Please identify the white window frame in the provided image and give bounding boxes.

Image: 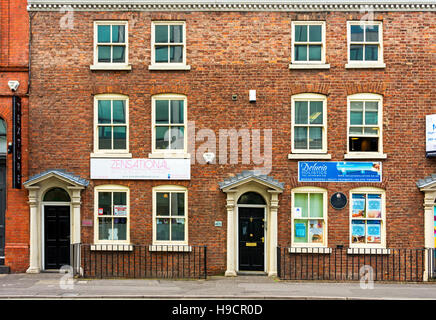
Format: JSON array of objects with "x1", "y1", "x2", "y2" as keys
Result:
[
  {"x1": 291, "y1": 187, "x2": 328, "y2": 248},
  {"x1": 94, "y1": 185, "x2": 130, "y2": 245},
  {"x1": 149, "y1": 21, "x2": 190, "y2": 71},
  {"x1": 346, "y1": 21, "x2": 385, "y2": 69},
  {"x1": 290, "y1": 21, "x2": 330, "y2": 69},
  {"x1": 150, "y1": 94, "x2": 189, "y2": 159},
  {"x1": 290, "y1": 93, "x2": 328, "y2": 155},
  {"x1": 152, "y1": 185, "x2": 188, "y2": 246},
  {"x1": 345, "y1": 93, "x2": 386, "y2": 159},
  {"x1": 92, "y1": 94, "x2": 131, "y2": 158},
  {"x1": 91, "y1": 21, "x2": 131, "y2": 71},
  {"x1": 349, "y1": 187, "x2": 386, "y2": 249}
]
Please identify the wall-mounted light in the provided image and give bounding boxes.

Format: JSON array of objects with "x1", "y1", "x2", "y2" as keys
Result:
[{"x1": 7, "y1": 142, "x2": 13, "y2": 154}]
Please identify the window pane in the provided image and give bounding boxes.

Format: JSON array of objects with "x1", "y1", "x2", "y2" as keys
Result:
[
  {"x1": 113, "y1": 100, "x2": 126, "y2": 124},
  {"x1": 170, "y1": 25, "x2": 183, "y2": 43},
  {"x1": 294, "y1": 127, "x2": 308, "y2": 149},
  {"x1": 156, "y1": 126, "x2": 169, "y2": 149},
  {"x1": 170, "y1": 126, "x2": 184, "y2": 150},
  {"x1": 0, "y1": 136, "x2": 6, "y2": 154},
  {"x1": 294, "y1": 193, "x2": 308, "y2": 218},
  {"x1": 113, "y1": 218, "x2": 127, "y2": 241},
  {"x1": 309, "y1": 25, "x2": 322, "y2": 42},
  {"x1": 294, "y1": 219, "x2": 308, "y2": 243},
  {"x1": 309, "y1": 220, "x2": 323, "y2": 243},
  {"x1": 349, "y1": 127, "x2": 363, "y2": 135},
  {"x1": 155, "y1": 46, "x2": 168, "y2": 63},
  {"x1": 350, "y1": 25, "x2": 364, "y2": 41},
  {"x1": 365, "y1": 45, "x2": 378, "y2": 61},
  {"x1": 98, "y1": 218, "x2": 112, "y2": 240},
  {"x1": 171, "y1": 193, "x2": 185, "y2": 216},
  {"x1": 295, "y1": 101, "x2": 308, "y2": 124},
  {"x1": 113, "y1": 192, "x2": 126, "y2": 206},
  {"x1": 98, "y1": 192, "x2": 112, "y2": 215},
  {"x1": 309, "y1": 193, "x2": 323, "y2": 217},
  {"x1": 98, "y1": 46, "x2": 111, "y2": 62},
  {"x1": 170, "y1": 46, "x2": 183, "y2": 63},
  {"x1": 0, "y1": 120, "x2": 6, "y2": 134},
  {"x1": 171, "y1": 218, "x2": 185, "y2": 241},
  {"x1": 98, "y1": 100, "x2": 111, "y2": 124},
  {"x1": 156, "y1": 218, "x2": 170, "y2": 241},
  {"x1": 170, "y1": 100, "x2": 184, "y2": 124},
  {"x1": 98, "y1": 25, "x2": 110, "y2": 43},
  {"x1": 349, "y1": 137, "x2": 378, "y2": 152},
  {"x1": 365, "y1": 25, "x2": 379, "y2": 42},
  {"x1": 350, "y1": 44, "x2": 363, "y2": 60},
  {"x1": 365, "y1": 112, "x2": 378, "y2": 125},
  {"x1": 156, "y1": 192, "x2": 169, "y2": 216},
  {"x1": 309, "y1": 127, "x2": 322, "y2": 150},
  {"x1": 351, "y1": 220, "x2": 366, "y2": 243},
  {"x1": 295, "y1": 45, "x2": 307, "y2": 61},
  {"x1": 309, "y1": 101, "x2": 323, "y2": 124},
  {"x1": 112, "y1": 25, "x2": 125, "y2": 43},
  {"x1": 113, "y1": 126, "x2": 126, "y2": 149},
  {"x1": 155, "y1": 100, "x2": 169, "y2": 124},
  {"x1": 350, "y1": 101, "x2": 363, "y2": 125},
  {"x1": 308, "y1": 45, "x2": 321, "y2": 61},
  {"x1": 364, "y1": 127, "x2": 379, "y2": 135},
  {"x1": 295, "y1": 25, "x2": 307, "y2": 42},
  {"x1": 367, "y1": 194, "x2": 382, "y2": 219},
  {"x1": 112, "y1": 46, "x2": 125, "y2": 63},
  {"x1": 155, "y1": 25, "x2": 168, "y2": 43},
  {"x1": 98, "y1": 126, "x2": 112, "y2": 149},
  {"x1": 366, "y1": 220, "x2": 381, "y2": 243}
]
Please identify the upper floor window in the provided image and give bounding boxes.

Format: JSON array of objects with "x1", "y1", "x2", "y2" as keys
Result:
[
  {"x1": 150, "y1": 22, "x2": 190, "y2": 70},
  {"x1": 346, "y1": 21, "x2": 384, "y2": 68},
  {"x1": 92, "y1": 21, "x2": 130, "y2": 70},
  {"x1": 291, "y1": 93, "x2": 327, "y2": 154},
  {"x1": 93, "y1": 94, "x2": 129, "y2": 157},
  {"x1": 347, "y1": 93, "x2": 385, "y2": 158}
]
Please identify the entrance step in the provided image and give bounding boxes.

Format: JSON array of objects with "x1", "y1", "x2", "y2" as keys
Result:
[
  {"x1": 0, "y1": 266, "x2": 10, "y2": 274},
  {"x1": 237, "y1": 271, "x2": 267, "y2": 276}
]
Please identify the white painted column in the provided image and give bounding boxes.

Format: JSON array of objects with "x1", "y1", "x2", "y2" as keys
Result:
[
  {"x1": 26, "y1": 187, "x2": 40, "y2": 273},
  {"x1": 68, "y1": 187, "x2": 83, "y2": 244},
  {"x1": 268, "y1": 191, "x2": 280, "y2": 277},
  {"x1": 225, "y1": 191, "x2": 237, "y2": 276}
]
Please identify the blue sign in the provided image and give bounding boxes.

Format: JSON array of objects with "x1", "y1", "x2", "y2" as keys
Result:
[{"x1": 298, "y1": 161, "x2": 382, "y2": 183}]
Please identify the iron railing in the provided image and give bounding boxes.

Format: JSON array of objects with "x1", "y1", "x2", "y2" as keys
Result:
[
  {"x1": 71, "y1": 244, "x2": 207, "y2": 279},
  {"x1": 428, "y1": 248, "x2": 436, "y2": 280},
  {"x1": 277, "y1": 247, "x2": 426, "y2": 282}
]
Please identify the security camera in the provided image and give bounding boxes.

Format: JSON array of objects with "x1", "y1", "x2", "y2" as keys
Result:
[
  {"x1": 203, "y1": 152, "x2": 215, "y2": 164},
  {"x1": 8, "y1": 81, "x2": 19, "y2": 92}
]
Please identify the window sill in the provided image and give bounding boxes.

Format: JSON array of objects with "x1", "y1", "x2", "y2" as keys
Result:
[
  {"x1": 148, "y1": 153, "x2": 191, "y2": 159},
  {"x1": 344, "y1": 153, "x2": 387, "y2": 160},
  {"x1": 91, "y1": 152, "x2": 133, "y2": 158},
  {"x1": 347, "y1": 248, "x2": 391, "y2": 255},
  {"x1": 289, "y1": 64, "x2": 330, "y2": 70},
  {"x1": 149, "y1": 245, "x2": 192, "y2": 252},
  {"x1": 345, "y1": 62, "x2": 386, "y2": 69},
  {"x1": 90, "y1": 64, "x2": 132, "y2": 71},
  {"x1": 148, "y1": 65, "x2": 191, "y2": 71},
  {"x1": 288, "y1": 153, "x2": 331, "y2": 160},
  {"x1": 91, "y1": 244, "x2": 133, "y2": 251},
  {"x1": 289, "y1": 247, "x2": 332, "y2": 254}
]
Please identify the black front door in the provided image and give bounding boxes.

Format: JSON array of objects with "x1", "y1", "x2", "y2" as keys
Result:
[
  {"x1": 44, "y1": 206, "x2": 70, "y2": 269},
  {"x1": 238, "y1": 207, "x2": 265, "y2": 271}
]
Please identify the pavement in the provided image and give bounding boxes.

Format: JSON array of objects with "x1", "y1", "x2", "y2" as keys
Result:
[{"x1": 0, "y1": 273, "x2": 436, "y2": 299}]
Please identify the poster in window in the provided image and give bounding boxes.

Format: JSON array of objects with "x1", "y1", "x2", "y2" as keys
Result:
[
  {"x1": 352, "y1": 197, "x2": 366, "y2": 218},
  {"x1": 366, "y1": 222, "x2": 381, "y2": 243},
  {"x1": 351, "y1": 221, "x2": 365, "y2": 243},
  {"x1": 114, "y1": 205, "x2": 127, "y2": 216},
  {"x1": 309, "y1": 220, "x2": 323, "y2": 243},
  {"x1": 294, "y1": 207, "x2": 302, "y2": 218},
  {"x1": 367, "y1": 196, "x2": 382, "y2": 218},
  {"x1": 295, "y1": 223, "x2": 306, "y2": 238},
  {"x1": 98, "y1": 208, "x2": 104, "y2": 215},
  {"x1": 108, "y1": 228, "x2": 118, "y2": 241}
]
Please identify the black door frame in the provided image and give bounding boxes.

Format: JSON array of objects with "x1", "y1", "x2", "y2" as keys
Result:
[
  {"x1": 237, "y1": 205, "x2": 266, "y2": 272},
  {"x1": 42, "y1": 203, "x2": 71, "y2": 270}
]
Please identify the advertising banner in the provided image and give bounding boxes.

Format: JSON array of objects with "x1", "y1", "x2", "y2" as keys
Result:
[{"x1": 426, "y1": 114, "x2": 436, "y2": 154}]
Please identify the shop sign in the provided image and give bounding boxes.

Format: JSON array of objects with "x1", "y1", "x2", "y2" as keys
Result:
[
  {"x1": 298, "y1": 161, "x2": 382, "y2": 183},
  {"x1": 426, "y1": 114, "x2": 436, "y2": 156}
]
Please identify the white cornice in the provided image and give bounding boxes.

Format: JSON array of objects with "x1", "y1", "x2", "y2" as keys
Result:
[{"x1": 27, "y1": 1, "x2": 436, "y2": 12}]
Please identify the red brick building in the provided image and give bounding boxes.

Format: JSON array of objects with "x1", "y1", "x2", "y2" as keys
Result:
[
  {"x1": 0, "y1": 0, "x2": 29, "y2": 273},
  {"x1": 22, "y1": 0, "x2": 436, "y2": 279}
]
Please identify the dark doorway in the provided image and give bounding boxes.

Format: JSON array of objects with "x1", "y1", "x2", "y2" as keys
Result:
[
  {"x1": 0, "y1": 158, "x2": 5, "y2": 266},
  {"x1": 238, "y1": 207, "x2": 265, "y2": 271},
  {"x1": 44, "y1": 206, "x2": 70, "y2": 269}
]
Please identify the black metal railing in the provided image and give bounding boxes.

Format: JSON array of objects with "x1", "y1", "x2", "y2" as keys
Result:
[
  {"x1": 71, "y1": 244, "x2": 207, "y2": 279},
  {"x1": 277, "y1": 247, "x2": 426, "y2": 282},
  {"x1": 428, "y1": 248, "x2": 436, "y2": 280}
]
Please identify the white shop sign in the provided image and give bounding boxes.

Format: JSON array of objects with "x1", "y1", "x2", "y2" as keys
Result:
[
  {"x1": 426, "y1": 114, "x2": 436, "y2": 153},
  {"x1": 91, "y1": 158, "x2": 190, "y2": 180}
]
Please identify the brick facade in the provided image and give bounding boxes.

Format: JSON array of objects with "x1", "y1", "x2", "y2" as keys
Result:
[{"x1": 25, "y1": 6, "x2": 436, "y2": 275}]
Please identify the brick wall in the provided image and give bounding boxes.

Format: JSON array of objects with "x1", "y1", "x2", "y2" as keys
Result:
[{"x1": 29, "y1": 10, "x2": 436, "y2": 275}]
